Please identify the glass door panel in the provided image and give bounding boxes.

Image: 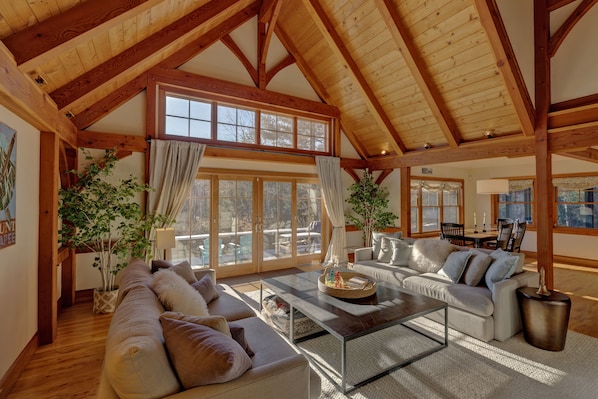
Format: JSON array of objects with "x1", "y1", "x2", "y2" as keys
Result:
[
  {"x1": 216, "y1": 178, "x2": 255, "y2": 276},
  {"x1": 296, "y1": 182, "x2": 322, "y2": 256},
  {"x1": 261, "y1": 180, "x2": 294, "y2": 270}
]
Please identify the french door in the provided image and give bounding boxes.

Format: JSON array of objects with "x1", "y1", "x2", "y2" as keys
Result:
[{"x1": 172, "y1": 174, "x2": 323, "y2": 278}]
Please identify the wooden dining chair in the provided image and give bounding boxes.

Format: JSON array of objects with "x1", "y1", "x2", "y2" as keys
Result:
[
  {"x1": 440, "y1": 222, "x2": 468, "y2": 246},
  {"x1": 485, "y1": 222, "x2": 514, "y2": 250},
  {"x1": 508, "y1": 221, "x2": 527, "y2": 252}
]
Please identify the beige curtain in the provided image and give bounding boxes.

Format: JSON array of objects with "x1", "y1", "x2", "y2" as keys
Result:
[
  {"x1": 147, "y1": 140, "x2": 205, "y2": 260},
  {"x1": 316, "y1": 156, "x2": 347, "y2": 265}
]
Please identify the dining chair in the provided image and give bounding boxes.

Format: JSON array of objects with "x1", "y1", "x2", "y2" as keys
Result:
[
  {"x1": 508, "y1": 221, "x2": 527, "y2": 252},
  {"x1": 440, "y1": 222, "x2": 469, "y2": 246},
  {"x1": 485, "y1": 222, "x2": 514, "y2": 250}
]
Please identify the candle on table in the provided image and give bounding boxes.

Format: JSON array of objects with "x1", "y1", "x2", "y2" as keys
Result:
[
  {"x1": 483, "y1": 213, "x2": 486, "y2": 225},
  {"x1": 474, "y1": 212, "x2": 476, "y2": 225}
]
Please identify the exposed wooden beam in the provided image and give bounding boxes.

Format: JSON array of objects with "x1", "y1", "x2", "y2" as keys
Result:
[
  {"x1": 340, "y1": 158, "x2": 368, "y2": 170},
  {"x1": 300, "y1": 0, "x2": 407, "y2": 155},
  {"x1": 558, "y1": 148, "x2": 598, "y2": 163},
  {"x1": 400, "y1": 167, "x2": 411, "y2": 236},
  {"x1": 3, "y1": 0, "x2": 163, "y2": 72},
  {"x1": 71, "y1": 73, "x2": 148, "y2": 130},
  {"x1": 150, "y1": 67, "x2": 339, "y2": 118},
  {"x1": 375, "y1": 169, "x2": 393, "y2": 185},
  {"x1": 49, "y1": 0, "x2": 246, "y2": 111},
  {"x1": 343, "y1": 167, "x2": 360, "y2": 183},
  {"x1": 548, "y1": 102, "x2": 598, "y2": 129},
  {"x1": 221, "y1": 34, "x2": 259, "y2": 86},
  {"x1": 551, "y1": 92, "x2": 598, "y2": 111},
  {"x1": 549, "y1": 0, "x2": 598, "y2": 57},
  {"x1": 534, "y1": 0, "x2": 554, "y2": 289},
  {"x1": 548, "y1": 0, "x2": 578, "y2": 12},
  {"x1": 258, "y1": 0, "x2": 282, "y2": 89},
  {"x1": 474, "y1": 0, "x2": 535, "y2": 136},
  {"x1": 0, "y1": 43, "x2": 77, "y2": 147},
  {"x1": 548, "y1": 121, "x2": 598, "y2": 151},
  {"x1": 368, "y1": 136, "x2": 536, "y2": 169},
  {"x1": 77, "y1": 131, "x2": 148, "y2": 153},
  {"x1": 205, "y1": 146, "x2": 315, "y2": 164},
  {"x1": 375, "y1": 0, "x2": 461, "y2": 148},
  {"x1": 265, "y1": 54, "x2": 296, "y2": 87}
]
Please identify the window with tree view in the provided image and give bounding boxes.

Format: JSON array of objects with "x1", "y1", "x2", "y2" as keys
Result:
[
  {"x1": 411, "y1": 179, "x2": 463, "y2": 234},
  {"x1": 496, "y1": 180, "x2": 534, "y2": 225},
  {"x1": 163, "y1": 94, "x2": 330, "y2": 153},
  {"x1": 554, "y1": 178, "x2": 598, "y2": 230}
]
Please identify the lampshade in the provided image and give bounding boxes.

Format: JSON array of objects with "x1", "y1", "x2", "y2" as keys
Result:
[
  {"x1": 476, "y1": 179, "x2": 509, "y2": 194},
  {"x1": 155, "y1": 228, "x2": 176, "y2": 249}
]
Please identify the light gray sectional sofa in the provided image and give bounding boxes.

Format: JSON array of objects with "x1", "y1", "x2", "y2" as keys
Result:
[
  {"x1": 98, "y1": 259, "x2": 320, "y2": 399},
  {"x1": 351, "y1": 234, "x2": 539, "y2": 342}
]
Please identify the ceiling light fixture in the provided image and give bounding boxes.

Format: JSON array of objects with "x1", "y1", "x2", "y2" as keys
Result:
[
  {"x1": 381, "y1": 150, "x2": 387, "y2": 156},
  {"x1": 485, "y1": 129, "x2": 495, "y2": 138},
  {"x1": 476, "y1": 179, "x2": 509, "y2": 194},
  {"x1": 423, "y1": 143, "x2": 431, "y2": 149}
]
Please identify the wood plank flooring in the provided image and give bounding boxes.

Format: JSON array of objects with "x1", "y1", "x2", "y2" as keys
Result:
[{"x1": 7, "y1": 260, "x2": 598, "y2": 398}]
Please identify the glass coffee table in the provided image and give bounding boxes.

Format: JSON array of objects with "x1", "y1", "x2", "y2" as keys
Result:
[{"x1": 260, "y1": 270, "x2": 448, "y2": 393}]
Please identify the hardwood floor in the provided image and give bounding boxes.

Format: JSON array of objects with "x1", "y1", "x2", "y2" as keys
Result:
[{"x1": 7, "y1": 261, "x2": 598, "y2": 398}]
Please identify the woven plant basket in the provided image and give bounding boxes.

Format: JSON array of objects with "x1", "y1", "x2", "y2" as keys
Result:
[{"x1": 93, "y1": 288, "x2": 119, "y2": 314}]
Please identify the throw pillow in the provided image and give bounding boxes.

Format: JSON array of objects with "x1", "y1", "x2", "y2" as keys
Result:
[
  {"x1": 408, "y1": 238, "x2": 455, "y2": 273},
  {"x1": 152, "y1": 269, "x2": 209, "y2": 316},
  {"x1": 228, "y1": 322, "x2": 255, "y2": 357},
  {"x1": 438, "y1": 250, "x2": 472, "y2": 283},
  {"x1": 484, "y1": 255, "x2": 519, "y2": 290},
  {"x1": 160, "y1": 312, "x2": 231, "y2": 337},
  {"x1": 462, "y1": 250, "x2": 493, "y2": 286},
  {"x1": 372, "y1": 231, "x2": 402, "y2": 259},
  {"x1": 160, "y1": 317, "x2": 252, "y2": 389},
  {"x1": 151, "y1": 260, "x2": 197, "y2": 284},
  {"x1": 192, "y1": 275, "x2": 220, "y2": 304},
  {"x1": 491, "y1": 249, "x2": 525, "y2": 274},
  {"x1": 389, "y1": 238, "x2": 412, "y2": 266},
  {"x1": 376, "y1": 237, "x2": 393, "y2": 263}
]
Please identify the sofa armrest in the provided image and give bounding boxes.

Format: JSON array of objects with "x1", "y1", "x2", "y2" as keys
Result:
[
  {"x1": 354, "y1": 247, "x2": 374, "y2": 262},
  {"x1": 491, "y1": 270, "x2": 540, "y2": 341},
  {"x1": 166, "y1": 354, "x2": 316, "y2": 399},
  {"x1": 193, "y1": 268, "x2": 216, "y2": 284}
]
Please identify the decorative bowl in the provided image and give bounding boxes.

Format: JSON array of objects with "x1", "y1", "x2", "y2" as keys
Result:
[{"x1": 318, "y1": 269, "x2": 376, "y2": 299}]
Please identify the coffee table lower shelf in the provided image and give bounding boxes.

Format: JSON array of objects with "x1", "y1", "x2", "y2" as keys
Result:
[{"x1": 260, "y1": 274, "x2": 448, "y2": 394}]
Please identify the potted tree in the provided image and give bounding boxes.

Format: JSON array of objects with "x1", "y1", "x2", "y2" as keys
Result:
[
  {"x1": 58, "y1": 148, "x2": 169, "y2": 313},
  {"x1": 345, "y1": 169, "x2": 398, "y2": 247}
]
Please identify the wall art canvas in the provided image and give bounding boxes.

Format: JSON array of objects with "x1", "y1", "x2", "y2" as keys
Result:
[{"x1": 0, "y1": 122, "x2": 16, "y2": 249}]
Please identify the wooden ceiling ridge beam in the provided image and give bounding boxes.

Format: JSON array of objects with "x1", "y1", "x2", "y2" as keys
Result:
[
  {"x1": 0, "y1": 42, "x2": 77, "y2": 147},
  {"x1": 49, "y1": 0, "x2": 246, "y2": 111},
  {"x1": 549, "y1": 0, "x2": 598, "y2": 57},
  {"x1": 221, "y1": 35, "x2": 259, "y2": 86},
  {"x1": 73, "y1": 4, "x2": 259, "y2": 130},
  {"x1": 375, "y1": 0, "x2": 461, "y2": 148},
  {"x1": 548, "y1": 0, "x2": 578, "y2": 12},
  {"x1": 473, "y1": 0, "x2": 535, "y2": 136},
  {"x1": 3, "y1": 0, "x2": 164, "y2": 73},
  {"x1": 258, "y1": 0, "x2": 283, "y2": 89},
  {"x1": 274, "y1": 25, "x2": 369, "y2": 160},
  {"x1": 300, "y1": 0, "x2": 407, "y2": 155}
]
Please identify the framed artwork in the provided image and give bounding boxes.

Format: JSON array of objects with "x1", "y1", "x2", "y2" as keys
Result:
[{"x1": 0, "y1": 122, "x2": 16, "y2": 249}]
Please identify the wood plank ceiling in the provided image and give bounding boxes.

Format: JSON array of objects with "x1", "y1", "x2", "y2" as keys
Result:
[{"x1": 0, "y1": 0, "x2": 597, "y2": 167}]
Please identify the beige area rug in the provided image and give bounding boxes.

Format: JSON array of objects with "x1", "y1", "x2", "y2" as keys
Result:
[{"x1": 238, "y1": 289, "x2": 598, "y2": 399}]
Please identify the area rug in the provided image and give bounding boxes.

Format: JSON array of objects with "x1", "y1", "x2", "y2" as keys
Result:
[{"x1": 237, "y1": 289, "x2": 598, "y2": 399}]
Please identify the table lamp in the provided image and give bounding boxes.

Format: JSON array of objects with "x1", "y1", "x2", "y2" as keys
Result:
[{"x1": 155, "y1": 227, "x2": 176, "y2": 260}]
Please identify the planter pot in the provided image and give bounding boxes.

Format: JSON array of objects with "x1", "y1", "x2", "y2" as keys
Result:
[{"x1": 93, "y1": 287, "x2": 119, "y2": 314}]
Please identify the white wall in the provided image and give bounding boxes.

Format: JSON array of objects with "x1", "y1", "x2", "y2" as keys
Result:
[{"x1": 0, "y1": 105, "x2": 40, "y2": 379}]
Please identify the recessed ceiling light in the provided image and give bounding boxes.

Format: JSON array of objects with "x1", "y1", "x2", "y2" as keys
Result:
[
  {"x1": 485, "y1": 129, "x2": 494, "y2": 138},
  {"x1": 381, "y1": 150, "x2": 387, "y2": 155}
]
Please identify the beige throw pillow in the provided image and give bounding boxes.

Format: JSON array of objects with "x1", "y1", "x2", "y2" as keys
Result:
[{"x1": 408, "y1": 238, "x2": 455, "y2": 273}]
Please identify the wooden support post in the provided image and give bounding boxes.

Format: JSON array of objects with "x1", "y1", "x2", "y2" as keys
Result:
[
  {"x1": 534, "y1": 0, "x2": 554, "y2": 289},
  {"x1": 400, "y1": 167, "x2": 411, "y2": 237},
  {"x1": 38, "y1": 131, "x2": 59, "y2": 344}
]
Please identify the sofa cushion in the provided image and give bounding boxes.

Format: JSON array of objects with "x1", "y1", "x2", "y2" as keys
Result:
[
  {"x1": 104, "y1": 285, "x2": 181, "y2": 399},
  {"x1": 409, "y1": 238, "x2": 455, "y2": 273},
  {"x1": 207, "y1": 284, "x2": 257, "y2": 321},
  {"x1": 491, "y1": 249, "x2": 525, "y2": 274},
  {"x1": 152, "y1": 259, "x2": 197, "y2": 283},
  {"x1": 116, "y1": 259, "x2": 153, "y2": 306},
  {"x1": 161, "y1": 311, "x2": 231, "y2": 336},
  {"x1": 463, "y1": 250, "x2": 493, "y2": 286},
  {"x1": 389, "y1": 238, "x2": 412, "y2": 266},
  {"x1": 438, "y1": 250, "x2": 472, "y2": 283},
  {"x1": 372, "y1": 231, "x2": 402, "y2": 259},
  {"x1": 152, "y1": 269, "x2": 209, "y2": 316},
  {"x1": 352, "y1": 260, "x2": 420, "y2": 286},
  {"x1": 192, "y1": 274, "x2": 220, "y2": 304},
  {"x1": 484, "y1": 253, "x2": 518, "y2": 290},
  {"x1": 160, "y1": 317, "x2": 252, "y2": 389},
  {"x1": 403, "y1": 273, "x2": 494, "y2": 317},
  {"x1": 377, "y1": 236, "x2": 394, "y2": 263}
]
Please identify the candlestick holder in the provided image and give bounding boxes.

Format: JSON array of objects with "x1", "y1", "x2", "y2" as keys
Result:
[
  {"x1": 474, "y1": 224, "x2": 478, "y2": 234},
  {"x1": 482, "y1": 223, "x2": 486, "y2": 232}
]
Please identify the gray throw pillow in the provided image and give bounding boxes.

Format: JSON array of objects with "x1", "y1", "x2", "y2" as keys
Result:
[
  {"x1": 372, "y1": 231, "x2": 402, "y2": 259},
  {"x1": 491, "y1": 249, "x2": 525, "y2": 274},
  {"x1": 484, "y1": 255, "x2": 519, "y2": 290},
  {"x1": 389, "y1": 238, "x2": 412, "y2": 266},
  {"x1": 439, "y1": 250, "x2": 472, "y2": 283},
  {"x1": 463, "y1": 250, "x2": 492, "y2": 286},
  {"x1": 192, "y1": 274, "x2": 220, "y2": 304}
]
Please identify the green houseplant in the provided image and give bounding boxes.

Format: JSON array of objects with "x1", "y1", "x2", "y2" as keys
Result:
[
  {"x1": 345, "y1": 169, "x2": 398, "y2": 248},
  {"x1": 58, "y1": 148, "x2": 169, "y2": 313}
]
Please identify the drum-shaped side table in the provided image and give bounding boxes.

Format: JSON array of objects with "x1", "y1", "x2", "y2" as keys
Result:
[{"x1": 516, "y1": 287, "x2": 571, "y2": 351}]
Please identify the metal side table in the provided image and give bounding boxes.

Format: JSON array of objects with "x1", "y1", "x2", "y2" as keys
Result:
[{"x1": 516, "y1": 287, "x2": 571, "y2": 351}]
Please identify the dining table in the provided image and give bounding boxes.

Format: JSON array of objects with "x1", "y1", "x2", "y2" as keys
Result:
[{"x1": 462, "y1": 229, "x2": 498, "y2": 248}]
